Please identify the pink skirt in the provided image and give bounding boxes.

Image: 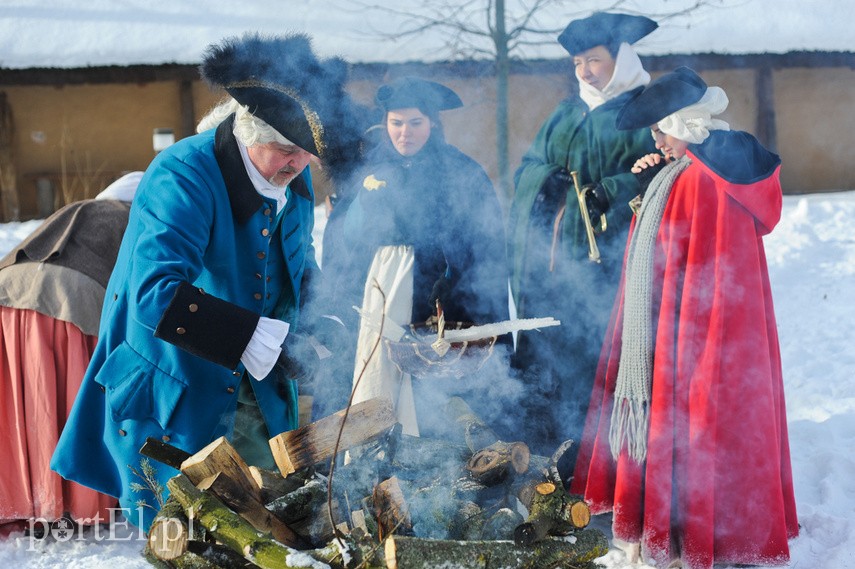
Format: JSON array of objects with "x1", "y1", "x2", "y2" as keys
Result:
[{"x1": 0, "y1": 306, "x2": 116, "y2": 524}]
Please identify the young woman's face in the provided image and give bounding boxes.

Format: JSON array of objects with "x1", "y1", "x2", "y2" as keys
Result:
[
  {"x1": 573, "y1": 45, "x2": 617, "y2": 91},
  {"x1": 386, "y1": 108, "x2": 432, "y2": 156},
  {"x1": 651, "y1": 125, "x2": 689, "y2": 160},
  {"x1": 247, "y1": 141, "x2": 313, "y2": 187}
]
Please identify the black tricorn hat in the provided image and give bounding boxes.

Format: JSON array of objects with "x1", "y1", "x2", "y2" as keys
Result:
[
  {"x1": 200, "y1": 32, "x2": 362, "y2": 164},
  {"x1": 558, "y1": 12, "x2": 657, "y2": 55},
  {"x1": 616, "y1": 66, "x2": 708, "y2": 130},
  {"x1": 374, "y1": 77, "x2": 463, "y2": 114}
]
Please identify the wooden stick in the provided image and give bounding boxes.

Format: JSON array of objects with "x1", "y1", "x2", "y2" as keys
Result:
[{"x1": 140, "y1": 437, "x2": 192, "y2": 469}]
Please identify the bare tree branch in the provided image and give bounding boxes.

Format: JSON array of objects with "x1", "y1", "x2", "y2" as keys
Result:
[{"x1": 333, "y1": 0, "x2": 744, "y2": 202}]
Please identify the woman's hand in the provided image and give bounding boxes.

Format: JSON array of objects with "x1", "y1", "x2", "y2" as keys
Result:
[
  {"x1": 631, "y1": 153, "x2": 668, "y2": 197},
  {"x1": 631, "y1": 153, "x2": 665, "y2": 174}
]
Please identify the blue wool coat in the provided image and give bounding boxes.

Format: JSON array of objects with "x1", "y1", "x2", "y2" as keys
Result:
[{"x1": 51, "y1": 117, "x2": 318, "y2": 529}]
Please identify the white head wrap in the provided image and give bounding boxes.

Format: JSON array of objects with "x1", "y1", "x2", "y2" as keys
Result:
[
  {"x1": 657, "y1": 86, "x2": 731, "y2": 144},
  {"x1": 578, "y1": 42, "x2": 650, "y2": 111}
]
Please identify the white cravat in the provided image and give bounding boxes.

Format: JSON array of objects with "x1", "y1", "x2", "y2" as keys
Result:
[{"x1": 235, "y1": 134, "x2": 289, "y2": 214}]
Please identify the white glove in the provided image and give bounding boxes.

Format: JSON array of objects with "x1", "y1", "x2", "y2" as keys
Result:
[{"x1": 240, "y1": 317, "x2": 290, "y2": 380}]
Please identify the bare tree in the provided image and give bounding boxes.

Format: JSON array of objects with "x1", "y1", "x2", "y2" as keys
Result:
[{"x1": 341, "y1": 0, "x2": 732, "y2": 204}]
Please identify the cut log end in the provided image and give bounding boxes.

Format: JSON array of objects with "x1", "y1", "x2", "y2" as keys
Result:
[
  {"x1": 566, "y1": 500, "x2": 591, "y2": 529},
  {"x1": 513, "y1": 522, "x2": 538, "y2": 547},
  {"x1": 147, "y1": 518, "x2": 189, "y2": 561}
]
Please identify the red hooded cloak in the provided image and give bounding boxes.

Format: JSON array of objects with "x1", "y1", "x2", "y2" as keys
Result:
[{"x1": 570, "y1": 131, "x2": 799, "y2": 569}]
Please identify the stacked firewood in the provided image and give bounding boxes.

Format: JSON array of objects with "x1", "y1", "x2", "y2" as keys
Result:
[{"x1": 141, "y1": 396, "x2": 608, "y2": 569}]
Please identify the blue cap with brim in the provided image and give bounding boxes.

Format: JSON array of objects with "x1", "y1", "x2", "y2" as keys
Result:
[
  {"x1": 616, "y1": 66, "x2": 708, "y2": 130},
  {"x1": 375, "y1": 77, "x2": 463, "y2": 114},
  {"x1": 558, "y1": 12, "x2": 657, "y2": 55}
]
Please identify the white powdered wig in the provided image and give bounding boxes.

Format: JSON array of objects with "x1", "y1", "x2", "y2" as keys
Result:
[
  {"x1": 196, "y1": 97, "x2": 294, "y2": 147},
  {"x1": 657, "y1": 86, "x2": 731, "y2": 144}
]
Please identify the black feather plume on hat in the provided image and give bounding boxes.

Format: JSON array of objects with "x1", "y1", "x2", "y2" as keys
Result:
[{"x1": 199, "y1": 32, "x2": 365, "y2": 174}]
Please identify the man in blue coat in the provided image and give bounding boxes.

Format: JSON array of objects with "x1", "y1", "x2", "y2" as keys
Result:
[{"x1": 50, "y1": 33, "x2": 364, "y2": 530}]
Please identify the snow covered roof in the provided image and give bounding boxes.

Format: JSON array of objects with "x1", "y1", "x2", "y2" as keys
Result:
[{"x1": 1, "y1": 0, "x2": 851, "y2": 70}]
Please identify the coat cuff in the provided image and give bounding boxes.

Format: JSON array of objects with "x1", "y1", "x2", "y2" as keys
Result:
[{"x1": 155, "y1": 282, "x2": 259, "y2": 369}]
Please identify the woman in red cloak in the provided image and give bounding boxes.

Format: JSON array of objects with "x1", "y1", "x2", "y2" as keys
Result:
[{"x1": 569, "y1": 67, "x2": 799, "y2": 569}]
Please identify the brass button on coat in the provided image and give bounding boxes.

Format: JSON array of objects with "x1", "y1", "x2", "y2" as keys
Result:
[
  {"x1": 162, "y1": 435, "x2": 171, "y2": 442},
  {"x1": 257, "y1": 251, "x2": 266, "y2": 259},
  {"x1": 253, "y1": 293, "x2": 262, "y2": 300},
  {"x1": 188, "y1": 303, "x2": 198, "y2": 312},
  {"x1": 263, "y1": 208, "x2": 272, "y2": 216},
  {"x1": 226, "y1": 386, "x2": 236, "y2": 394},
  {"x1": 176, "y1": 327, "x2": 186, "y2": 335},
  {"x1": 261, "y1": 228, "x2": 270, "y2": 237}
]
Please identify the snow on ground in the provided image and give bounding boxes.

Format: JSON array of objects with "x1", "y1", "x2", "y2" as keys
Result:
[{"x1": 1, "y1": 191, "x2": 854, "y2": 568}]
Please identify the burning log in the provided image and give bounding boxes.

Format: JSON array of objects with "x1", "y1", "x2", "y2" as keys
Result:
[
  {"x1": 445, "y1": 396, "x2": 502, "y2": 451},
  {"x1": 479, "y1": 507, "x2": 525, "y2": 541},
  {"x1": 514, "y1": 481, "x2": 592, "y2": 546},
  {"x1": 269, "y1": 396, "x2": 397, "y2": 476},
  {"x1": 384, "y1": 530, "x2": 609, "y2": 569},
  {"x1": 265, "y1": 477, "x2": 338, "y2": 546},
  {"x1": 465, "y1": 441, "x2": 530, "y2": 485},
  {"x1": 250, "y1": 466, "x2": 308, "y2": 504},
  {"x1": 373, "y1": 476, "x2": 412, "y2": 538},
  {"x1": 388, "y1": 433, "x2": 471, "y2": 475},
  {"x1": 445, "y1": 396, "x2": 531, "y2": 486},
  {"x1": 143, "y1": 393, "x2": 608, "y2": 569}
]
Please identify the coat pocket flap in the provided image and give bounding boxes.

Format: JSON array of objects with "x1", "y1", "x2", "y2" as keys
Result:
[{"x1": 94, "y1": 342, "x2": 187, "y2": 429}]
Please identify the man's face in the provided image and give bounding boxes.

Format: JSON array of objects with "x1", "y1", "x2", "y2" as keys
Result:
[
  {"x1": 247, "y1": 141, "x2": 313, "y2": 187},
  {"x1": 573, "y1": 45, "x2": 617, "y2": 91}
]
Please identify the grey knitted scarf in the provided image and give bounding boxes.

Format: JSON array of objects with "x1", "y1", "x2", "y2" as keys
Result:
[{"x1": 609, "y1": 155, "x2": 691, "y2": 462}]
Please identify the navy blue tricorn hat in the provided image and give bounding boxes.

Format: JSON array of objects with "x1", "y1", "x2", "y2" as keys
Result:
[
  {"x1": 374, "y1": 77, "x2": 463, "y2": 114},
  {"x1": 558, "y1": 12, "x2": 657, "y2": 55},
  {"x1": 616, "y1": 66, "x2": 708, "y2": 130},
  {"x1": 200, "y1": 32, "x2": 361, "y2": 162}
]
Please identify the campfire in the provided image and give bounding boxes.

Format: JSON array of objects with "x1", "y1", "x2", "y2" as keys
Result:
[{"x1": 141, "y1": 395, "x2": 608, "y2": 568}]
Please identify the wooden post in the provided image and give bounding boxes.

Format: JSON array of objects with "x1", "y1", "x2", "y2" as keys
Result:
[{"x1": 0, "y1": 92, "x2": 19, "y2": 221}]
